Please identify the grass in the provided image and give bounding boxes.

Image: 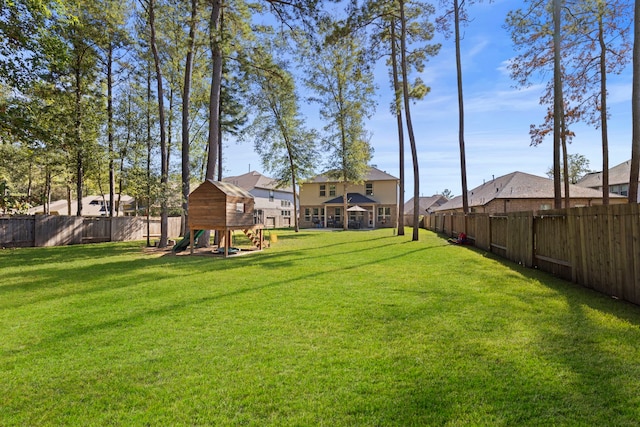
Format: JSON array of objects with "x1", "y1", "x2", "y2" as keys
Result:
[{"x1": 2, "y1": 228, "x2": 640, "y2": 426}]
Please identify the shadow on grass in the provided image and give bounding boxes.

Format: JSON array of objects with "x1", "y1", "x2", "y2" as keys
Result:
[
  {"x1": 0, "y1": 246, "x2": 261, "y2": 310},
  {"x1": 377, "y1": 232, "x2": 640, "y2": 425},
  {"x1": 4, "y1": 230, "x2": 640, "y2": 424}
]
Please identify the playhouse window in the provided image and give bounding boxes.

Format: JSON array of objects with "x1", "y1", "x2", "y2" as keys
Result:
[{"x1": 236, "y1": 203, "x2": 245, "y2": 213}]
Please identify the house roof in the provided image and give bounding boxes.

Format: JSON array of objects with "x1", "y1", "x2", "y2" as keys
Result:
[
  {"x1": 222, "y1": 171, "x2": 293, "y2": 193},
  {"x1": 28, "y1": 194, "x2": 135, "y2": 216},
  {"x1": 576, "y1": 159, "x2": 635, "y2": 188},
  {"x1": 404, "y1": 195, "x2": 448, "y2": 215},
  {"x1": 324, "y1": 193, "x2": 378, "y2": 205},
  {"x1": 434, "y1": 171, "x2": 623, "y2": 211},
  {"x1": 307, "y1": 166, "x2": 398, "y2": 183}
]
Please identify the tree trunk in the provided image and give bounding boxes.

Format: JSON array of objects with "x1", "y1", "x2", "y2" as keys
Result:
[
  {"x1": 75, "y1": 57, "x2": 83, "y2": 217},
  {"x1": 562, "y1": 130, "x2": 570, "y2": 208},
  {"x1": 390, "y1": 19, "x2": 405, "y2": 236},
  {"x1": 146, "y1": 59, "x2": 152, "y2": 247},
  {"x1": 632, "y1": 0, "x2": 640, "y2": 203},
  {"x1": 399, "y1": 0, "x2": 420, "y2": 241},
  {"x1": 107, "y1": 43, "x2": 115, "y2": 217},
  {"x1": 148, "y1": 0, "x2": 169, "y2": 247},
  {"x1": 181, "y1": 0, "x2": 198, "y2": 236},
  {"x1": 290, "y1": 159, "x2": 299, "y2": 232},
  {"x1": 454, "y1": 0, "x2": 469, "y2": 219},
  {"x1": 206, "y1": 0, "x2": 223, "y2": 181},
  {"x1": 552, "y1": 0, "x2": 563, "y2": 209},
  {"x1": 598, "y1": 15, "x2": 610, "y2": 205},
  {"x1": 343, "y1": 182, "x2": 348, "y2": 231}
]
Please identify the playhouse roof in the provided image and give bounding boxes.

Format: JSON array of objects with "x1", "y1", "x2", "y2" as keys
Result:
[{"x1": 193, "y1": 180, "x2": 254, "y2": 199}]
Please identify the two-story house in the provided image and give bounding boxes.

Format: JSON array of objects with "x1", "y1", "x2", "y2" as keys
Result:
[
  {"x1": 299, "y1": 167, "x2": 399, "y2": 229},
  {"x1": 222, "y1": 171, "x2": 296, "y2": 228}
]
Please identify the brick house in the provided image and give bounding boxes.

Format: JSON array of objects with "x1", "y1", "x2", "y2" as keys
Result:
[
  {"x1": 433, "y1": 171, "x2": 626, "y2": 214},
  {"x1": 299, "y1": 167, "x2": 399, "y2": 229},
  {"x1": 222, "y1": 171, "x2": 295, "y2": 228}
]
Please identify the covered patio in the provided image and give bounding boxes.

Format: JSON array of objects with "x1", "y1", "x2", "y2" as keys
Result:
[{"x1": 323, "y1": 193, "x2": 377, "y2": 229}]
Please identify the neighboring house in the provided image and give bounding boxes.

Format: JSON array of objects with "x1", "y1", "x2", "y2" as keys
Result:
[
  {"x1": 222, "y1": 171, "x2": 295, "y2": 228},
  {"x1": 433, "y1": 171, "x2": 626, "y2": 214},
  {"x1": 298, "y1": 166, "x2": 399, "y2": 229},
  {"x1": 576, "y1": 159, "x2": 639, "y2": 200},
  {"x1": 403, "y1": 195, "x2": 449, "y2": 227},
  {"x1": 28, "y1": 195, "x2": 136, "y2": 216},
  {"x1": 404, "y1": 195, "x2": 449, "y2": 215}
]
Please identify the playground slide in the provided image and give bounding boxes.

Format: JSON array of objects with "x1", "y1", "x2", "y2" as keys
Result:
[{"x1": 172, "y1": 229, "x2": 204, "y2": 253}]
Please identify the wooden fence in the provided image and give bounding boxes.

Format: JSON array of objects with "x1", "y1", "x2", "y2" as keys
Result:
[
  {"x1": 0, "y1": 215, "x2": 182, "y2": 248},
  {"x1": 423, "y1": 204, "x2": 640, "y2": 306}
]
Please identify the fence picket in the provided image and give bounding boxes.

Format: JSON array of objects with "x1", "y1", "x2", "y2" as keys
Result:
[
  {"x1": 424, "y1": 204, "x2": 640, "y2": 306},
  {"x1": 0, "y1": 215, "x2": 182, "y2": 248}
]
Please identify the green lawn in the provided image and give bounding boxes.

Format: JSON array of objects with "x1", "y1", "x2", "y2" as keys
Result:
[{"x1": 2, "y1": 228, "x2": 640, "y2": 426}]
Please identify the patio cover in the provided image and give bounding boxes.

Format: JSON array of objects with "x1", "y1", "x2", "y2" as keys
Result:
[{"x1": 324, "y1": 193, "x2": 377, "y2": 205}]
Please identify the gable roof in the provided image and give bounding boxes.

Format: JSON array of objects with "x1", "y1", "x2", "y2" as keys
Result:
[
  {"x1": 192, "y1": 180, "x2": 254, "y2": 199},
  {"x1": 324, "y1": 193, "x2": 378, "y2": 205},
  {"x1": 307, "y1": 166, "x2": 398, "y2": 183},
  {"x1": 576, "y1": 159, "x2": 635, "y2": 188},
  {"x1": 434, "y1": 171, "x2": 622, "y2": 211},
  {"x1": 404, "y1": 195, "x2": 448, "y2": 215},
  {"x1": 222, "y1": 171, "x2": 293, "y2": 193}
]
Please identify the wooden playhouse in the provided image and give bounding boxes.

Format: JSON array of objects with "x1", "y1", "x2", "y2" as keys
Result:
[{"x1": 187, "y1": 180, "x2": 264, "y2": 257}]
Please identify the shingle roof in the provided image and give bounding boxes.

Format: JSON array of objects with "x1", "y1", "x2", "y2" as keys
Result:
[
  {"x1": 222, "y1": 171, "x2": 293, "y2": 192},
  {"x1": 576, "y1": 159, "x2": 635, "y2": 188},
  {"x1": 434, "y1": 171, "x2": 622, "y2": 211},
  {"x1": 324, "y1": 193, "x2": 378, "y2": 205},
  {"x1": 206, "y1": 180, "x2": 254, "y2": 198},
  {"x1": 307, "y1": 166, "x2": 398, "y2": 183},
  {"x1": 404, "y1": 195, "x2": 448, "y2": 215}
]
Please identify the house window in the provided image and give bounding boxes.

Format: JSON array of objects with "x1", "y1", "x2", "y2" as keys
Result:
[
  {"x1": 377, "y1": 207, "x2": 391, "y2": 224},
  {"x1": 319, "y1": 184, "x2": 326, "y2": 197},
  {"x1": 280, "y1": 200, "x2": 291, "y2": 207},
  {"x1": 304, "y1": 208, "x2": 311, "y2": 221},
  {"x1": 282, "y1": 210, "x2": 291, "y2": 217},
  {"x1": 269, "y1": 190, "x2": 274, "y2": 202},
  {"x1": 366, "y1": 182, "x2": 373, "y2": 196},
  {"x1": 254, "y1": 209, "x2": 264, "y2": 224},
  {"x1": 610, "y1": 184, "x2": 629, "y2": 196},
  {"x1": 329, "y1": 185, "x2": 336, "y2": 196},
  {"x1": 540, "y1": 204, "x2": 552, "y2": 211}
]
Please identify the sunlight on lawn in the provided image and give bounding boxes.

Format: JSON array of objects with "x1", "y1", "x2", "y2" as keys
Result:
[{"x1": 1, "y1": 229, "x2": 640, "y2": 426}]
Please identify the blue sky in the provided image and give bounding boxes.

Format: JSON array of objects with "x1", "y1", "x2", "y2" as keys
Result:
[{"x1": 224, "y1": 0, "x2": 634, "y2": 198}]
